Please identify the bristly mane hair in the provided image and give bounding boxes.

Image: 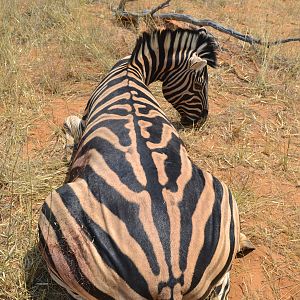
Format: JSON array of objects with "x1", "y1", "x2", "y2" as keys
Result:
[{"x1": 130, "y1": 28, "x2": 218, "y2": 68}]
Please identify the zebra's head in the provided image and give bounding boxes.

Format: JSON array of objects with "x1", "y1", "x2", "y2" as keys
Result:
[
  {"x1": 160, "y1": 29, "x2": 218, "y2": 126},
  {"x1": 130, "y1": 28, "x2": 218, "y2": 126},
  {"x1": 162, "y1": 51, "x2": 212, "y2": 126}
]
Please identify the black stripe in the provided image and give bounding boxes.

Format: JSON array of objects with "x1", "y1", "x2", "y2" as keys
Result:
[
  {"x1": 216, "y1": 190, "x2": 236, "y2": 284},
  {"x1": 79, "y1": 136, "x2": 145, "y2": 193},
  {"x1": 86, "y1": 78, "x2": 160, "y2": 124},
  {"x1": 82, "y1": 117, "x2": 130, "y2": 146},
  {"x1": 146, "y1": 36, "x2": 157, "y2": 84},
  {"x1": 153, "y1": 30, "x2": 167, "y2": 81},
  {"x1": 186, "y1": 176, "x2": 223, "y2": 295},
  {"x1": 88, "y1": 100, "x2": 130, "y2": 127},
  {"x1": 207, "y1": 190, "x2": 235, "y2": 294},
  {"x1": 41, "y1": 202, "x2": 114, "y2": 300},
  {"x1": 164, "y1": 133, "x2": 182, "y2": 192},
  {"x1": 128, "y1": 65, "x2": 144, "y2": 79},
  {"x1": 142, "y1": 39, "x2": 150, "y2": 84},
  {"x1": 38, "y1": 226, "x2": 58, "y2": 276},
  {"x1": 178, "y1": 167, "x2": 205, "y2": 273},
  {"x1": 76, "y1": 117, "x2": 130, "y2": 158},
  {"x1": 127, "y1": 76, "x2": 162, "y2": 107},
  {"x1": 132, "y1": 51, "x2": 145, "y2": 78},
  {"x1": 165, "y1": 31, "x2": 175, "y2": 71}
]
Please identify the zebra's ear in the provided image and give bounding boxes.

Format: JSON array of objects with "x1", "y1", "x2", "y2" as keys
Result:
[
  {"x1": 236, "y1": 233, "x2": 255, "y2": 258},
  {"x1": 189, "y1": 53, "x2": 207, "y2": 71}
]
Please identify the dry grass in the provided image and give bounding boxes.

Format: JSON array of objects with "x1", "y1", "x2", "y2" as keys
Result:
[{"x1": 0, "y1": 0, "x2": 299, "y2": 299}]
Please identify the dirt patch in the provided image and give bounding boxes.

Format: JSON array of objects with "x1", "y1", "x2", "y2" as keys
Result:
[
  {"x1": 25, "y1": 92, "x2": 89, "y2": 156},
  {"x1": 231, "y1": 244, "x2": 300, "y2": 300}
]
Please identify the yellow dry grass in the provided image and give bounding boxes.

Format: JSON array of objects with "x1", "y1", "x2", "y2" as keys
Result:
[{"x1": 0, "y1": 0, "x2": 299, "y2": 299}]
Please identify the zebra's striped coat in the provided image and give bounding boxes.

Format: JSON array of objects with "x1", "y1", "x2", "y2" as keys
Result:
[{"x1": 39, "y1": 29, "x2": 253, "y2": 300}]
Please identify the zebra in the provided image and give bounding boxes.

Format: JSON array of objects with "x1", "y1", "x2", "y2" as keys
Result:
[{"x1": 39, "y1": 28, "x2": 254, "y2": 300}]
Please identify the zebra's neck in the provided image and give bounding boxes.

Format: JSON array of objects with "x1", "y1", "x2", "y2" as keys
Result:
[
  {"x1": 129, "y1": 29, "x2": 217, "y2": 86},
  {"x1": 82, "y1": 61, "x2": 164, "y2": 129}
]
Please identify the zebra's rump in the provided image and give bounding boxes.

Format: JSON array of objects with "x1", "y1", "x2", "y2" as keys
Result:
[{"x1": 39, "y1": 163, "x2": 238, "y2": 300}]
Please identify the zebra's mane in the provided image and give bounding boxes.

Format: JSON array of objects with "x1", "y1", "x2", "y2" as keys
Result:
[{"x1": 130, "y1": 28, "x2": 218, "y2": 68}]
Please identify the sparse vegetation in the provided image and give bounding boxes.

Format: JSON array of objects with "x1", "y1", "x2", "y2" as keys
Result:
[{"x1": 0, "y1": 1, "x2": 299, "y2": 299}]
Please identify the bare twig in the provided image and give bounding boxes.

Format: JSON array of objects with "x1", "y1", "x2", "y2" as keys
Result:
[
  {"x1": 114, "y1": 0, "x2": 300, "y2": 47},
  {"x1": 148, "y1": 0, "x2": 170, "y2": 16},
  {"x1": 116, "y1": 0, "x2": 170, "y2": 17}
]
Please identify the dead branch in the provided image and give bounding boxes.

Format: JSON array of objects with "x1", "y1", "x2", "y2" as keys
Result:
[
  {"x1": 144, "y1": 0, "x2": 170, "y2": 17},
  {"x1": 115, "y1": 0, "x2": 170, "y2": 18},
  {"x1": 156, "y1": 13, "x2": 300, "y2": 47},
  {"x1": 114, "y1": 0, "x2": 300, "y2": 47}
]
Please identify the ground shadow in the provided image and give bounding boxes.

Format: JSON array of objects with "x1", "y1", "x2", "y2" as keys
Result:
[
  {"x1": 171, "y1": 121, "x2": 186, "y2": 131},
  {"x1": 24, "y1": 245, "x2": 72, "y2": 300},
  {"x1": 171, "y1": 120, "x2": 205, "y2": 132}
]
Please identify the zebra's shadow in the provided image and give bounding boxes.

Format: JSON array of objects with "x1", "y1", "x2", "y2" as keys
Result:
[
  {"x1": 172, "y1": 121, "x2": 186, "y2": 131},
  {"x1": 172, "y1": 121, "x2": 205, "y2": 133},
  {"x1": 24, "y1": 245, "x2": 72, "y2": 299}
]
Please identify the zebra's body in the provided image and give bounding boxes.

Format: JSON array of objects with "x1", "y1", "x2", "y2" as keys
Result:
[{"x1": 39, "y1": 29, "x2": 253, "y2": 300}]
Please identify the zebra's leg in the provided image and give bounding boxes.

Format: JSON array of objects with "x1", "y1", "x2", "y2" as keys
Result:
[
  {"x1": 207, "y1": 233, "x2": 255, "y2": 300},
  {"x1": 63, "y1": 115, "x2": 84, "y2": 164},
  {"x1": 206, "y1": 234, "x2": 255, "y2": 299},
  {"x1": 207, "y1": 271, "x2": 230, "y2": 300},
  {"x1": 237, "y1": 232, "x2": 255, "y2": 258},
  {"x1": 62, "y1": 115, "x2": 85, "y2": 183},
  {"x1": 49, "y1": 271, "x2": 84, "y2": 300},
  {"x1": 63, "y1": 115, "x2": 84, "y2": 150}
]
